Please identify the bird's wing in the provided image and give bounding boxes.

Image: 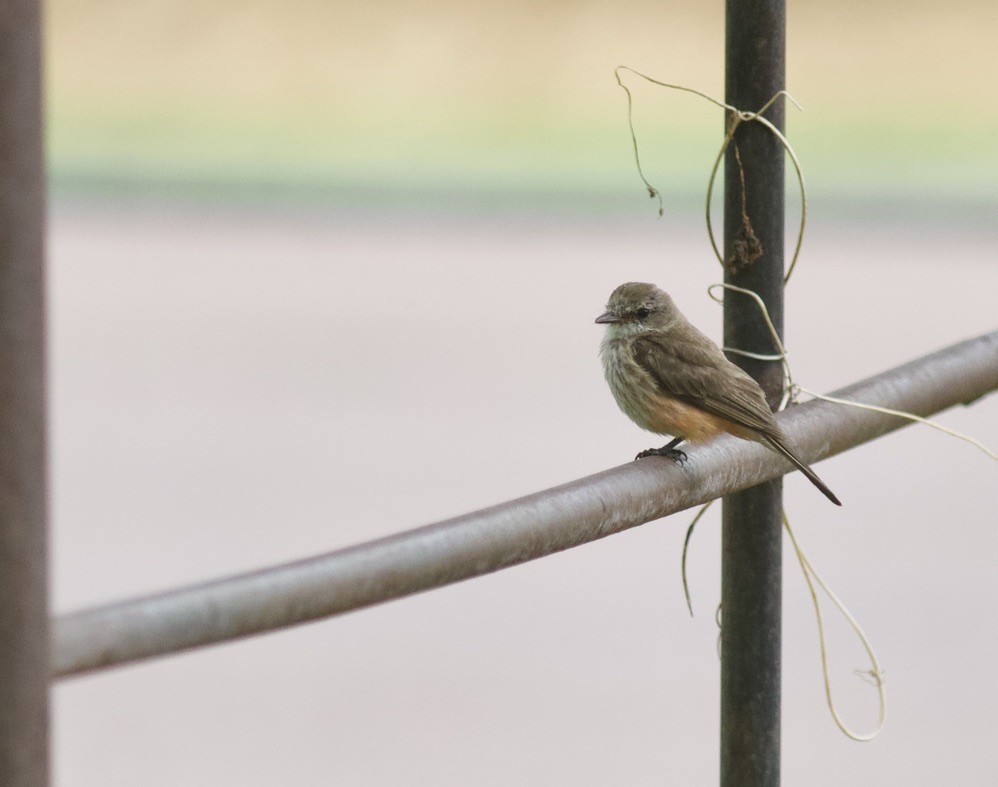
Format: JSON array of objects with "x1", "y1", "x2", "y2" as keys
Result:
[{"x1": 632, "y1": 332, "x2": 780, "y2": 437}]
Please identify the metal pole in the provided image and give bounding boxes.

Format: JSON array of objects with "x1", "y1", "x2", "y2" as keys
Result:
[
  {"x1": 722, "y1": 0, "x2": 786, "y2": 784},
  {"x1": 0, "y1": 1, "x2": 49, "y2": 785},
  {"x1": 52, "y1": 331, "x2": 997, "y2": 678}
]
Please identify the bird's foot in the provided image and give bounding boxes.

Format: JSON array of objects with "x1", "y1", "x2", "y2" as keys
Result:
[{"x1": 635, "y1": 446, "x2": 688, "y2": 464}]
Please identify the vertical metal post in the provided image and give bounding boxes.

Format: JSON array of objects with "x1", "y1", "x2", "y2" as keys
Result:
[
  {"x1": 0, "y1": 1, "x2": 49, "y2": 785},
  {"x1": 720, "y1": 0, "x2": 786, "y2": 785}
]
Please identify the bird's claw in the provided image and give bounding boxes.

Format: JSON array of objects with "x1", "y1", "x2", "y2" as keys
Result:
[{"x1": 635, "y1": 447, "x2": 688, "y2": 464}]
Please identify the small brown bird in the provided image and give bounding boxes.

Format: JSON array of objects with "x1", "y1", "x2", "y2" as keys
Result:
[{"x1": 597, "y1": 282, "x2": 841, "y2": 505}]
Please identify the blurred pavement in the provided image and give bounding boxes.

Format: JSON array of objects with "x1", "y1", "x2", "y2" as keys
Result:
[{"x1": 50, "y1": 199, "x2": 997, "y2": 785}]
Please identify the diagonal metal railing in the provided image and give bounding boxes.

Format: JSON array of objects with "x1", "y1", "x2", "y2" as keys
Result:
[{"x1": 53, "y1": 330, "x2": 997, "y2": 679}]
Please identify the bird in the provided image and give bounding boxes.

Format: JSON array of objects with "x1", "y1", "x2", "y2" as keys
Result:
[{"x1": 596, "y1": 282, "x2": 841, "y2": 505}]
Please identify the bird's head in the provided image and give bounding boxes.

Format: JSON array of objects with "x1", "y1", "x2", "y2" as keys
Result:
[{"x1": 595, "y1": 282, "x2": 678, "y2": 335}]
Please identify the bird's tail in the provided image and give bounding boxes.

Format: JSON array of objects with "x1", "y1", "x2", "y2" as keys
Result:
[{"x1": 762, "y1": 435, "x2": 842, "y2": 506}]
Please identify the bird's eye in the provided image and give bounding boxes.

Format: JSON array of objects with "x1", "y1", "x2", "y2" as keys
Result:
[{"x1": 635, "y1": 307, "x2": 651, "y2": 319}]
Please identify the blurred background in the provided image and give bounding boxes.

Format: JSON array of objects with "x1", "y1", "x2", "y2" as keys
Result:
[{"x1": 48, "y1": 1, "x2": 997, "y2": 785}]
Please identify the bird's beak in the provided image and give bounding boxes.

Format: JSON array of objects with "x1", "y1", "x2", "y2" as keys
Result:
[{"x1": 595, "y1": 311, "x2": 619, "y2": 324}]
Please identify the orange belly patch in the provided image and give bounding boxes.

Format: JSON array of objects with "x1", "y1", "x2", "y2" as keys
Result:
[{"x1": 645, "y1": 395, "x2": 753, "y2": 443}]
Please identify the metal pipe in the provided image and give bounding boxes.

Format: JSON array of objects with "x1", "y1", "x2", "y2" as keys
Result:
[
  {"x1": 52, "y1": 332, "x2": 997, "y2": 679},
  {"x1": 722, "y1": 1, "x2": 787, "y2": 783},
  {"x1": 0, "y1": 1, "x2": 49, "y2": 784}
]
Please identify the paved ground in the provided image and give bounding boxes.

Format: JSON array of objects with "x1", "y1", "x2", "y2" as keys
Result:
[{"x1": 49, "y1": 199, "x2": 997, "y2": 785}]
